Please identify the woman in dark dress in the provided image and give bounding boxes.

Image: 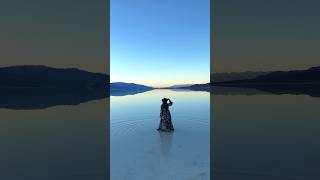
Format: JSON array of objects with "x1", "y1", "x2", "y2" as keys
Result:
[{"x1": 157, "y1": 98, "x2": 174, "y2": 131}]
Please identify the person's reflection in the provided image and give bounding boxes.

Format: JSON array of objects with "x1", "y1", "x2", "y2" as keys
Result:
[{"x1": 158, "y1": 131, "x2": 174, "y2": 160}]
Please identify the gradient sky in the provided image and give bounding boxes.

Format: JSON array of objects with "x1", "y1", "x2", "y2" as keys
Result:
[
  {"x1": 3, "y1": 0, "x2": 317, "y2": 79},
  {"x1": 213, "y1": 0, "x2": 320, "y2": 73},
  {"x1": 0, "y1": 0, "x2": 107, "y2": 74},
  {"x1": 110, "y1": 0, "x2": 210, "y2": 87}
]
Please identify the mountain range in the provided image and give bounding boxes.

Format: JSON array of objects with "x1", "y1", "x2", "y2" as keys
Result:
[
  {"x1": 110, "y1": 82, "x2": 153, "y2": 96},
  {"x1": 214, "y1": 66, "x2": 320, "y2": 85},
  {"x1": 190, "y1": 66, "x2": 320, "y2": 97},
  {"x1": 211, "y1": 71, "x2": 270, "y2": 82},
  {"x1": 2, "y1": 65, "x2": 320, "y2": 101},
  {"x1": 0, "y1": 65, "x2": 109, "y2": 109},
  {"x1": 0, "y1": 65, "x2": 109, "y2": 89}
]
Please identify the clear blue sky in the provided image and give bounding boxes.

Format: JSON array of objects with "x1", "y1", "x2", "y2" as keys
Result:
[{"x1": 110, "y1": 0, "x2": 210, "y2": 87}]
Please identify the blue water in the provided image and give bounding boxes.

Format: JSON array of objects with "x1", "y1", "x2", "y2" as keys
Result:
[
  {"x1": 110, "y1": 89, "x2": 210, "y2": 180},
  {"x1": 2, "y1": 87, "x2": 319, "y2": 180}
]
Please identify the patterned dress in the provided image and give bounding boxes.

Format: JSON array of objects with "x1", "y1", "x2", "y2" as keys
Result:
[{"x1": 158, "y1": 101, "x2": 174, "y2": 131}]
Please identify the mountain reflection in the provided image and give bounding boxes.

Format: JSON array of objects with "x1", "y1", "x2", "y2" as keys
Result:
[
  {"x1": 110, "y1": 89, "x2": 152, "y2": 96},
  {"x1": 193, "y1": 86, "x2": 320, "y2": 97},
  {"x1": 0, "y1": 87, "x2": 108, "y2": 110},
  {"x1": 2, "y1": 85, "x2": 319, "y2": 110}
]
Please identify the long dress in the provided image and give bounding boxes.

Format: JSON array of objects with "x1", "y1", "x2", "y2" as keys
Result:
[{"x1": 158, "y1": 101, "x2": 174, "y2": 131}]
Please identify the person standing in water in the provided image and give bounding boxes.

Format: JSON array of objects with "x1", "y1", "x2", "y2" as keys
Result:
[{"x1": 157, "y1": 98, "x2": 174, "y2": 131}]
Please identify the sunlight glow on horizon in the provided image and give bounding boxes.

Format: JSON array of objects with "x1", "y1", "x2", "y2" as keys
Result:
[
  {"x1": 110, "y1": 80, "x2": 210, "y2": 88},
  {"x1": 110, "y1": 61, "x2": 210, "y2": 87}
]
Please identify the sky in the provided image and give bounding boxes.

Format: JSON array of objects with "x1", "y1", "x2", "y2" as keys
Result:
[
  {"x1": 2, "y1": 0, "x2": 318, "y2": 81},
  {"x1": 213, "y1": 0, "x2": 320, "y2": 73},
  {"x1": 110, "y1": 0, "x2": 210, "y2": 87},
  {"x1": 0, "y1": 0, "x2": 108, "y2": 74}
]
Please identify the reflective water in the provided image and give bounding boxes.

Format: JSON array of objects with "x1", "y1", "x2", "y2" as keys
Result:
[
  {"x1": 110, "y1": 89, "x2": 210, "y2": 180},
  {"x1": 212, "y1": 90, "x2": 320, "y2": 180},
  {"x1": 2, "y1": 87, "x2": 319, "y2": 180},
  {"x1": 0, "y1": 98, "x2": 109, "y2": 180}
]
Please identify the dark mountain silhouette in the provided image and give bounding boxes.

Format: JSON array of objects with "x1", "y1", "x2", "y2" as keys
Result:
[
  {"x1": 213, "y1": 66, "x2": 320, "y2": 97},
  {"x1": 184, "y1": 71, "x2": 269, "y2": 90},
  {"x1": 0, "y1": 87, "x2": 108, "y2": 110},
  {"x1": 211, "y1": 86, "x2": 272, "y2": 95},
  {"x1": 189, "y1": 83, "x2": 210, "y2": 91},
  {"x1": 185, "y1": 66, "x2": 320, "y2": 97},
  {"x1": 0, "y1": 65, "x2": 109, "y2": 89},
  {"x1": 0, "y1": 65, "x2": 109, "y2": 109},
  {"x1": 211, "y1": 71, "x2": 270, "y2": 82},
  {"x1": 214, "y1": 66, "x2": 320, "y2": 85},
  {"x1": 110, "y1": 82, "x2": 153, "y2": 96},
  {"x1": 188, "y1": 83, "x2": 270, "y2": 95}
]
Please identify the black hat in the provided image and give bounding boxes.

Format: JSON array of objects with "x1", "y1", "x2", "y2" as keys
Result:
[{"x1": 162, "y1": 98, "x2": 168, "y2": 103}]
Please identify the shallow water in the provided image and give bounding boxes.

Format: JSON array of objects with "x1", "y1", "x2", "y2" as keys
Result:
[
  {"x1": 212, "y1": 92, "x2": 320, "y2": 180},
  {"x1": 0, "y1": 98, "x2": 109, "y2": 180},
  {"x1": 110, "y1": 89, "x2": 210, "y2": 180},
  {"x1": 1, "y1": 87, "x2": 319, "y2": 180}
]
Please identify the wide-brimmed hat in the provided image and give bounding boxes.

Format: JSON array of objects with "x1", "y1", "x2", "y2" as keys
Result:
[{"x1": 162, "y1": 98, "x2": 168, "y2": 102}]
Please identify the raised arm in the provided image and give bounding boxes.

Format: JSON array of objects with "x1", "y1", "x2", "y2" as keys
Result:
[{"x1": 168, "y1": 99, "x2": 173, "y2": 106}]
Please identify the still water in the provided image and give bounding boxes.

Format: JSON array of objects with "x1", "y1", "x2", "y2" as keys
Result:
[
  {"x1": 212, "y1": 88, "x2": 320, "y2": 180},
  {"x1": 1, "y1": 88, "x2": 319, "y2": 180},
  {"x1": 111, "y1": 89, "x2": 210, "y2": 180},
  {"x1": 0, "y1": 98, "x2": 109, "y2": 180}
]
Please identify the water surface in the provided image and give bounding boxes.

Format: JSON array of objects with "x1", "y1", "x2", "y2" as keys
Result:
[
  {"x1": 111, "y1": 89, "x2": 210, "y2": 180},
  {"x1": 2, "y1": 87, "x2": 319, "y2": 180},
  {"x1": 212, "y1": 89, "x2": 320, "y2": 180},
  {"x1": 0, "y1": 98, "x2": 109, "y2": 180}
]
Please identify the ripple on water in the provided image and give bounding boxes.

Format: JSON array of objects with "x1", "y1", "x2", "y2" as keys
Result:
[
  {"x1": 111, "y1": 116, "x2": 157, "y2": 136},
  {"x1": 111, "y1": 114, "x2": 209, "y2": 137}
]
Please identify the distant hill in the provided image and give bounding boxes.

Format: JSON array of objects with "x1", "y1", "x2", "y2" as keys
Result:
[
  {"x1": 110, "y1": 82, "x2": 153, "y2": 90},
  {"x1": 184, "y1": 66, "x2": 320, "y2": 97},
  {"x1": 215, "y1": 66, "x2": 320, "y2": 85},
  {"x1": 252, "y1": 66, "x2": 320, "y2": 83},
  {"x1": 212, "y1": 66, "x2": 320, "y2": 97},
  {"x1": 110, "y1": 82, "x2": 153, "y2": 96},
  {"x1": 212, "y1": 71, "x2": 270, "y2": 82},
  {"x1": 0, "y1": 65, "x2": 109, "y2": 109},
  {"x1": 0, "y1": 65, "x2": 109, "y2": 89},
  {"x1": 165, "y1": 72, "x2": 268, "y2": 89},
  {"x1": 189, "y1": 83, "x2": 210, "y2": 91}
]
